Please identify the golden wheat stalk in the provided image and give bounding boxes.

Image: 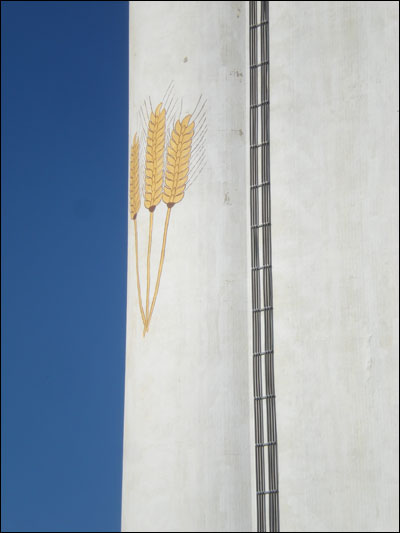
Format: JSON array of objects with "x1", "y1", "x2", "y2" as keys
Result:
[
  {"x1": 129, "y1": 133, "x2": 146, "y2": 327},
  {"x1": 144, "y1": 114, "x2": 194, "y2": 334},
  {"x1": 144, "y1": 103, "x2": 166, "y2": 334},
  {"x1": 145, "y1": 207, "x2": 170, "y2": 334}
]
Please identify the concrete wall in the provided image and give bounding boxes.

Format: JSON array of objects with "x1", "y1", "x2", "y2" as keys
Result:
[
  {"x1": 270, "y1": 2, "x2": 399, "y2": 532},
  {"x1": 122, "y1": 1, "x2": 399, "y2": 532},
  {"x1": 122, "y1": 2, "x2": 253, "y2": 531}
]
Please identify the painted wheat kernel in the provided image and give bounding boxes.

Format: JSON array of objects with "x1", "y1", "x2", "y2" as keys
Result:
[
  {"x1": 144, "y1": 114, "x2": 195, "y2": 333},
  {"x1": 144, "y1": 103, "x2": 166, "y2": 334},
  {"x1": 129, "y1": 133, "x2": 145, "y2": 327}
]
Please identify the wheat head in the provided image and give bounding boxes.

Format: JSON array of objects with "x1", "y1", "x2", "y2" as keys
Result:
[
  {"x1": 129, "y1": 133, "x2": 141, "y2": 219},
  {"x1": 143, "y1": 115, "x2": 194, "y2": 334},
  {"x1": 145, "y1": 103, "x2": 166, "y2": 210},
  {"x1": 163, "y1": 115, "x2": 195, "y2": 206}
]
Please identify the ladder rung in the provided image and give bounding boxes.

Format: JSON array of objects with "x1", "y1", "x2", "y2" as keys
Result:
[
  {"x1": 253, "y1": 306, "x2": 273, "y2": 313},
  {"x1": 253, "y1": 349, "x2": 273, "y2": 357},
  {"x1": 250, "y1": 60, "x2": 269, "y2": 69},
  {"x1": 251, "y1": 221, "x2": 271, "y2": 229},
  {"x1": 250, "y1": 100, "x2": 269, "y2": 109},
  {"x1": 250, "y1": 20, "x2": 269, "y2": 30},
  {"x1": 255, "y1": 440, "x2": 277, "y2": 447},
  {"x1": 254, "y1": 394, "x2": 275, "y2": 401},
  {"x1": 250, "y1": 181, "x2": 270, "y2": 189},
  {"x1": 250, "y1": 140, "x2": 269, "y2": 148},
  {"x1": 251, "y1": 264, "x2": 271, "y2": 271},
  {"x1": 257, "y1": 489, "x2": 279, "y2": 495}
]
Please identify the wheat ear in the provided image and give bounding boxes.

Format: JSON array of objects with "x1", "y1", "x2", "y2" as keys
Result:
[
  {"x1": 145, "y1": 114, "x2": 194, "y2": 333},
  {"x1": 129, "y1": 133, "x2": 145, "y2": 327},
  {"x1": 144, "y1": 103, "x2": 166, "y2": 335}
]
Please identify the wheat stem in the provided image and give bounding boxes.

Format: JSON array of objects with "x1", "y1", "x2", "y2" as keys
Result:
[
  {"x1": 134, "y1": 218, "x2": 146, "y2": 327},
  {"x1": 144, "y1": 210, "x2": 154, "y2": 336},
  {"x1": 145, "y1": 206, "x2": 172, "y2": 334}
]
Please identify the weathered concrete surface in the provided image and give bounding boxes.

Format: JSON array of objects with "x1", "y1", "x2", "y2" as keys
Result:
[
  {"x1": 122, "y1": 2, "x2": 252, "y2": 531},
  {"x1": 123, "y1": 1, "x2": 399, "y2": 531},
  {"x1": 270, "y1": 2, "x2": 399, "y2": 532}
]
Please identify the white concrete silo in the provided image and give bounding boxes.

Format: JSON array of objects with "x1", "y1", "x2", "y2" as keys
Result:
[
  {"x1": 122, "y1": 2, "x2": 254, "y2": 531},
  {"x1": 122, "y1": 2, "x2": 399, "y2": 532}
]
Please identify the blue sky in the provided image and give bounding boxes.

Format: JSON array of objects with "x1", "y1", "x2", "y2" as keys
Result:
[{"x1": 1, "y1": 2, "x2": 128, "y2": 531}]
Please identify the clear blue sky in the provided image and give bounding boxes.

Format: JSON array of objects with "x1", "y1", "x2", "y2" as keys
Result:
[{"x1": 1, "y1": 2, "x2": 128, "y2": 531}]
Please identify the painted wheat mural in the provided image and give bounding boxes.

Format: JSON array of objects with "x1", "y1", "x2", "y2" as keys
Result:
[{"x1": 129, "y1": 85, "x2": 206, "y2": 336}]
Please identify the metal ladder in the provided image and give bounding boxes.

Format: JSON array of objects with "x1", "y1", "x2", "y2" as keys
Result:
[{"x1": 249, "y1": 2, "x2": 280, "y2": 531}]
